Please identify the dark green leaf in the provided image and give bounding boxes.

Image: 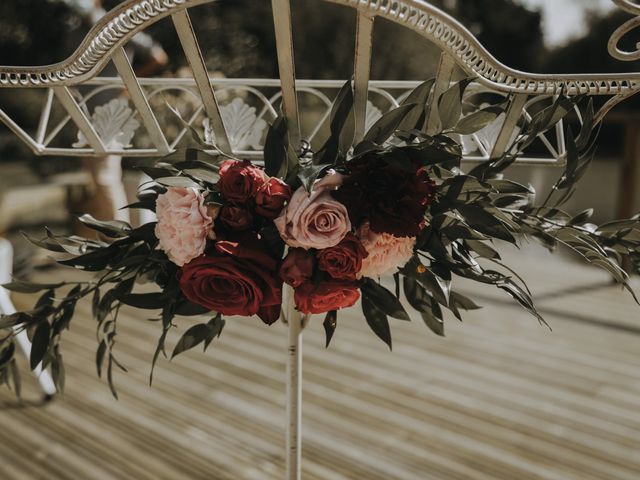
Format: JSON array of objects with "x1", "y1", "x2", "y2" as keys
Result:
[
  {"x1": 397, "y1": 79, "x2": 435, "y2": 132},
  {"x1": 30, "y1": 322, "x2": 50, "y2": 370},
  {"x1": 454, "y1": 104, "x2": 505, "y2": 135},
  {"x1": 362, "y1": 295, "x2": 392, "y2": 350},
  {"x1": 364, "y1": 103, "x2": 418, "y2": 145},
  {"x1": 96, "y1": 340, "x2": 107, "y2": 378},
  {"x1": 77, "y1": 214, "x2": 132, "y2": 238},
  {"x1": 437, "y1": 78, "x2": 473, "y2": 131},
  {"x1": 264, "y1": 115, "x2": 288, "y2": 178},
  {"x1": 362, "y1": 279, "x2": 410, "y2": 320},
  {"x1": 323, "y1": 310, "x2": 337, "y2": 348},
  {"x1": 2, "y1": 280, "x2": 63, "y2": 294},
  {"x1": 120, "y1": 292, "x2": 167, "y2": 310}
]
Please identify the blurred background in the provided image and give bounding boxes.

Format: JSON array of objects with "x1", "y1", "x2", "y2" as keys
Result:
[{"x1": 1, "y1": 1, "x2": 640, "y2": 479}]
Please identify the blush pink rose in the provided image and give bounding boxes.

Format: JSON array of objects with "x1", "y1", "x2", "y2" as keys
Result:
[
  {"x1": 155, "y1": 187, "x2": 218, "y2": 266},
  {"x1": 357, "y1": 221, "x2": 416, "y2": 279},
  {"x1": 274, "y1": 171, "x2": 351, "y2": 250}
]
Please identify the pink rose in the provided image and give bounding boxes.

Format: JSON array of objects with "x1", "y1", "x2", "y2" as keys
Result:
[
  {"x1": 357, "y1": 222, "x2": 416, "y2": 279},
  {"x1": 155, "y1": 187, "x2": 218, "y2": 266},
  {"x1": 274, "y1": 171, "x2": 351, "y2": 250}
]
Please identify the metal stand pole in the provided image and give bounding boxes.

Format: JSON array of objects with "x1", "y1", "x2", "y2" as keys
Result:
[{"x1": 284, "y1": 285, "x2": 304, "y2": 480}]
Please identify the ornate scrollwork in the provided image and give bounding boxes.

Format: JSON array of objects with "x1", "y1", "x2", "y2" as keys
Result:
[
  {"x1": 203, "y1": 98, "x2": 267, "y2": 151},
  {"x1": 0, "y1": 0, "x2": 638, "y2": 97},
  {"x1": 608, "y1": 0, "x2": 640, "y2": 61},
  {"x1": 73, "y1": 98, "x2": 140, "y2": 150}
]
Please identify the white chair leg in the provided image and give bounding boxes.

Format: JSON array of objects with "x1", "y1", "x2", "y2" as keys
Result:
[{"x1": 0, "y1": 238, "x2": 56, "y2": 399}]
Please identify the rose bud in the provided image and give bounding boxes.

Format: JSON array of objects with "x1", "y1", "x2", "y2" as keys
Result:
[
  {"x1": 294, "y1": 279, "x2": 360, "y2": 314},
  {"x1": 317, "y1": 233, "x2": 368, "y2": 281},
  {"x1": 219, "y1": 206, "x2": 253, "y2": 231},
  {"x1": 280, "y1": 248, "x2": 316, "y2": 287},
  {"x1": 255, "y1": 177, "x2": 292, "y2": 219},
  {"x1": 218, "y1": 159, "x2": 266, "y2": 203}
]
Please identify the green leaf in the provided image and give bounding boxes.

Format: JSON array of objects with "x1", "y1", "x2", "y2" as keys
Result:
[
  {"x1": 437, "y1": 78, "x2": 473, "y2": 132},
  {"x1": 323, "y1": 310, "x2": 337, "y2": 348},
  {"x1": 362, "y1": 279, "x2": 410, "y2": 320},
  {"x1": 77, "y1": 214, "x2": 132, "y2": 238},
  {"x1": 264, "y1": 115, "x2": 288, "y2": 178},
  {"x1": 449, "y1": 291, "x2": 482, "y2": 320},
  {"x1": 397, "y1": 79, "x2": 435, "y2": 132},
  {"x1": 316, "y1": 80, "x2": 355, "y2": 165},
  {"x1": 30, "y1": 322, "x2": 50, "y2": 370},
  {"x1": 120, "y1": 292, "x2": 167, "y2": 310},
  {"x1": 363, "y1": 103, "x2": 418, "y2": 145},
  {"x1": 154, "y1": 176, "x2": 200, "y2": 189},
  {"x1": 420, "y1": 305, "x2": 444, "y2": 336},
  {"x1": 51, "y1": 355, "x2": 65, "y2": 392},
  {"x1": 203, "y1": 315, "x2": 225, "y2": 351},
  {"x1": 2, "y1": 280, "x2": 63, "y2": 294},
  {"x1": 172, "y1": 315, "x2": 225, "y2": 359},
  {"x1": 361, "y1": 295, "x2": 392, "y2": 350},
  {"x1": 402, "y1": 277, "x2": 432, "y2": 312},
  {"x1": 400, "y1": 257, "x2": 450, "y2": 306},
  {"x1": 172, "y1": 324, "x2": 211, "y2": 358},
  {"x1": 96, "y1": 340, "x2": 107, "y2": 378},
  {"x1": 464, "y1": 239, "x2": 501, "y2": 260},
  {"x1": 454, "y1": 104, "x2": 505, "y2": 135}
]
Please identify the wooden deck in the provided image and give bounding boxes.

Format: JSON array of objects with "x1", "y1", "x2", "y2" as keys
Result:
[{"x1": 2, "y1": 244, "x2": 640, "y2": 480}]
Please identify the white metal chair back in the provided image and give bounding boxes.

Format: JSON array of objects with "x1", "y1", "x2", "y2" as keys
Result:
[{"x1": 0, "y1": 0, "x2": 638, "y2": 166}]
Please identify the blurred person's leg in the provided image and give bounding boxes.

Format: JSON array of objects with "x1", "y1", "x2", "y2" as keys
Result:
[{"x1": 75, "y1": 155, "x2": 130, "y2": 237}]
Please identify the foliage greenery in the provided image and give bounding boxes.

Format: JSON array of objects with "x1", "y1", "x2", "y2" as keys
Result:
[{"x1": 1, "y1": 78, "x2": 639, "y2": 399}]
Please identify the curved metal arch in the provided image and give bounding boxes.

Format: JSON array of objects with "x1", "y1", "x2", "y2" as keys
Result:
[
  {"x1": 326, "y1": 0, "x2": 640, "y2": 95},
  {"x1": 0, "y1": 0, "x2": 637, "y2": 96}
]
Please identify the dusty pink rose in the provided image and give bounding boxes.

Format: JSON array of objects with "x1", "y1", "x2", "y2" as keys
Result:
[
  {"x1": 154, "y1": 187, "x2": 218, "y2": 266},
  {"x1": 274, "y1": 171, "x2": 351, "y2": 250},
  {"x1": 357, "y1": 222, "x2": 416, "y2": 279}
]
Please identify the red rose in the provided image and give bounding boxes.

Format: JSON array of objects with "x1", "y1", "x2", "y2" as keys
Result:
[
  {"x1": 280, "y1": 248, "x2": 315, "y2": 287},
  {"x1": 317, "y1": 233, "x2": 368, "y2": 280},
  {"x1": 179, "y1": 237, "x2": 282, "y2": 324},
  {"x1": 255, "y1": 177, "x2": 292, "y2": 219},
  {"x1": 294, "y1": 280, "x2": 360, "y2": 314},
  {"x1": 219, "y1": 206, "x2": 253, "y2": 231},
  {"x1": 218, "y1": 160, "x2": 265, "y2": 203},
  {"x1": 331, "y1": 154, "x2": 435, "y2": 237}
]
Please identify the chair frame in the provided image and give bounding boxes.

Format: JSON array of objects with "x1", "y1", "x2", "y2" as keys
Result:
[{"x1": 1, "y1": 1, "x2": 639, "y2": 478}]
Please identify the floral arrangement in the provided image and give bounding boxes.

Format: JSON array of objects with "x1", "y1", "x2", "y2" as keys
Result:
[{"x1": 1, "y1": 79, "x2": 640, "y2": 396}]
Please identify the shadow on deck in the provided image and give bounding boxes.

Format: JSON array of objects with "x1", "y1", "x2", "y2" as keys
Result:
[{"x1": 1, "y1": 245, "x2": 640, "y2": 480}]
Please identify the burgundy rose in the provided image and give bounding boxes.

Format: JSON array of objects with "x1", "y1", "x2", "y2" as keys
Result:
[
  {"x1": 218, "y1": 159, "x2": 265, "y2": 203},
  {"x1": 219, "y1": 205, "x2": 253, "y2": 231},
  {"x1": 179, "y1": 237, "x2": 282, "y2": 324},
  {"x1": 331, "y1": 154, "x2": 435, "y2": 237},
  {"x1": 255, "y1": 177, "x2": 292, "y2": 219},
  {"x1": 294, "y1": 280, "x2": 360, "y2": 314},
  {"x1": 317, "y1": 233, "x2": 368, "y2": 281},
  {"x1": 280, "y1": 248, "x2": 316, "y2": 287}
]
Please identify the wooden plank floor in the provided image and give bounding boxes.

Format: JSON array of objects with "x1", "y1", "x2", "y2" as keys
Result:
[{"x1": 1, "y1": 244, "x2": 640, "y2": 479}]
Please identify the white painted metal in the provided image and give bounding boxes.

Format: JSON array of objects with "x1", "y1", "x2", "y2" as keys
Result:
[
  {"x1": 490, "y1": 93, "x2": 528, "y2": 159},
  {"x1": 171, "y1": 9, "x2": 232, "y2": 153},
  {"x1": 112, "y1": 48, "x2": 171, "y2": 154},
  {"x1": 271, "y1": 0, "x2": 302, "y2": 150},
  {"x1": 353, "y1": 12, "x2": 375, "y2": 143},
  {"x1": 0, "y1": 1, "x2": 638, "y2": 476},
  {"x1": 425, "y1": 52, "x2": 456, "y2": 135},
  {"x1": 53, "y1": 86, "x2": 107, "y2": 153},
  {"x1": 285, "y1": 296, "x2": 304, "y2": 480}
]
